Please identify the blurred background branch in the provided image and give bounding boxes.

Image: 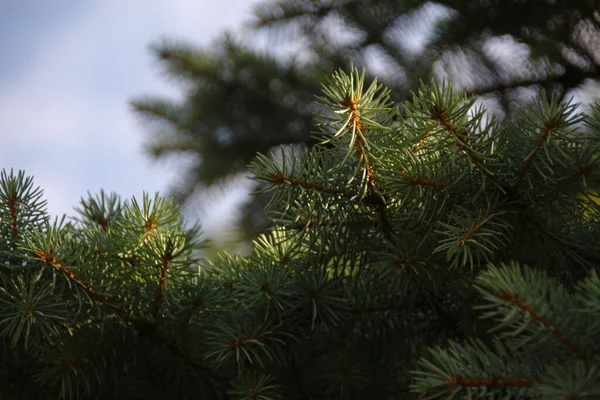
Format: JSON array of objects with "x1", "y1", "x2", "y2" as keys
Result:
[{"x1": 132, "y1": 0, "x2": 600, "y2": 248}]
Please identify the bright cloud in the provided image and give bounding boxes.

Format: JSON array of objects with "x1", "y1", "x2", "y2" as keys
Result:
[{"x1": 0, "y1": 0, "x2": 260, "y2": 221}]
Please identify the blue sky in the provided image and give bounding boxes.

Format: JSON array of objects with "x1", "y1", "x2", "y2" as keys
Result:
[{"x1": 0, "y1": 1, "x2": 259, "y2": 228}]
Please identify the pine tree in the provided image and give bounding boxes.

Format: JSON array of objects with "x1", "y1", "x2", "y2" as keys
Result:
[
  {"x1": 2, "y1": 68, "x2": 600, "y2": 399},
  {"x1": 132, "y1": 0, "x2": 600, "y2": 239}
]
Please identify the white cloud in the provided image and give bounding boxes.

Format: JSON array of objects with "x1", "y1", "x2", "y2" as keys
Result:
[{"x1": 0, "y1": 0, "x2": 261, "y2": 219}]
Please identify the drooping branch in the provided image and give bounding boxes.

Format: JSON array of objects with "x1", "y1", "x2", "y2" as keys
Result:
[
  {"x1": 444, "y1": 375, "x2": 542, "y2": 392},
  {"x1": 272, "y1": 173, "x2": 354, "y2": 198},
  {"x1": 35, "y1": 249, "x2": 128, "y2": 317},
  {"x1": 404, "y1": 176, "x2": 449, "y2": 190},
  {"x1": 178, "y1": 298, "x2": 204, "y2": 332},
  {"x1": 515, "y1": 118, "x2": 559, "y2": 183},
  {"x1": 457, "y1": 212, "x2": 496, "y2": 248},
  {"x1": 295, "y1": 218, "x2": 373, "y2": 230},
  {"x1": 152, "y1": 253, "x2": 171, "y2": 319},
  {"x1": 35, "y1": 249, "x2": 93, "y2": 293},
  {"x1": 8, "y1": 192, "x2": 19, "y2": 238},
  {"x1": 229, "y1": 332, "x2": 270, "y2": 350},
  {"x1": 393, "y1": 257, "x2": 426, "y2": 266},
  {"x1": 54, "y1": 336, "x2": 127, "y2": 374},
  {"x1": 430, "y1": 106, "x2": 496, "y2": 183},
  {"x1": 500, "y1": 290, "x2": 587, "y2": 360}
]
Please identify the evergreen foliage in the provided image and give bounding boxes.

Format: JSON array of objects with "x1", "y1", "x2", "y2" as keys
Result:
[
  {"x1": 133, "y1": 0, "x2": 600, "y2": 238},
  {"x1": 2, "y1": 68, "x2": 600, "y2": 399}
]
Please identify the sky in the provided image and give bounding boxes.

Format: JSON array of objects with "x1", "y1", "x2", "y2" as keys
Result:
[{"x1": 0, "y1": 0, "x2": 260, "y2": 234}]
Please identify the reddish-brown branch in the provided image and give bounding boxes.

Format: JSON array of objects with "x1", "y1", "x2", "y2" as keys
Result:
[
  {"x1": 431, "y1": 107, "x2": 467, "y2": 140},
  {"x1": 278, "y1": 255, "x2": 290, "y2": 266},
  {"x1": 295, "y1": 218, "x2": 373, "y2": 230},
  {"x1": 144, "y1": 219, "x2": 156, "y2": 233},
  {"x1": 152, "y1": 255, "x2": 170, "y2": 318},
  {"x1": 36, "y1": 249, "x2": 90, "y2": 291},
  {"x1": 179, "y1": 297, "x2": 203, "y2": 332},
  {"x1": 144, "y1": 219, "x2": 157, "y2": 240},
  {"x1": 444, "y1": 375, "x2": 541, "y2": 392},
  {"x1": 341, "y1": 95, "x2": 395, "y2": 242},
  {"x1": 501, "y1": 290, "x2": 587, "y2": 360},
  {"x1": 23, "y1": 304, "x2": 34, "y2": 316},
  {"x1": 341, "y1": 95, "x2": 377, "y2": 191},
  {"x1": 8, "y1": 193, "x2": 19, "y2": 237},
  {"x1": 516, "y1": 118, "x2": 558, "y2": 182},
  {"x1": 430, "y1": 107, "x2": 495, "y2": 181},
  {"x1": 404, "y1": 176, "x2": 449, "y2": 190},
  {"x1": 225, "y1": 281, "x2": 237, "y2": 289},
  {"x1": 230, "y1": 333, "x2": 268, "y2": 350},
  {"x1": 57, "y1": 321, "x2": 225, "y2": 388},
  {"x1": 350, "y1": 304, "x2": 402, "y2": 314},
  {"x1": 456, "y1": 213, "x2": 493, "y2": 248},
  {"x1": 261, "y1": 282, "x2": 272, "y2": 297},
  {"x1": 271, "y1": 173, "x2": 352, "y2": 198},
  {"x1": 558, "y1": 165, "x2": 593, "y2": 182},
  {"x1": 35, "y1": 249, "x2": 128, "y2": 317},
  {"x1": 54, "y1": 337, "x2": 126, "y2": 373},
  {"x1": 393, "y1": 257, "x2": 426, "y2": 265},
  {"x1": 156, "y1": 336, "x2": 226, "y2": 386},
  {"x1": 96, "y1": 217, "x2": 108, "y2": 231}
]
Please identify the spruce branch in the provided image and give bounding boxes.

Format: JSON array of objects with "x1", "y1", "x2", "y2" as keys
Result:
[
  {"x1": 74, "y1": 190, "x2": 122, "y2": 231},
  {"x1": 1, "y1": 65, "x2": 599, "y2": 398},
  {"x1": 511, "y1": 93, "x2": 583, "y2": 185},
  {"x1": 429, "y1": 103, "x2": 495, "y2": 180},
  {"x1": 475, "y1": 262, "x2": 590, "y2": 360},
  {"x1": 412, "y1": 339, "x2": 542, "y2": 399},
  {"x1": 0, "y1": 269, "x2": 70, "y2": 348},
  {"x1": 0, "y1": 169, "x2": 48, "y2": 241},
  {"x1": 401, "y1": 82, "x2": 501, "y2": 191},
  {"x1": 316, "y1": 68, "x2": 397, "y2": 242},
  {"x1": 499, "y1": 290, "x2": 587, "y2": 360}
]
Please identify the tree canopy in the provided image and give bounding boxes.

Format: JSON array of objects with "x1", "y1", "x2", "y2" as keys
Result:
[{"x1": 2, "y1": 67, "x2": 600, "y2": 399}]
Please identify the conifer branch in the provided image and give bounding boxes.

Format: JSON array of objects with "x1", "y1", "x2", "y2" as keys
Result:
[
  {"x1": 340, "y1": 94, "x2": 378, "y2": 194},
  {"x1": 35, "y1": 249, "x2": 93, "y2": 294},
  {"x1": 229, "y1": 333, "x2": 269, "y2": 350},
  {"x1": 145, "y1": 217, "x2": 157, "y2": 237},
  {"x1": 457, "y1": 212, "x2": 495, "y2": 248},
  {"x1": 401, "y1": 174, "x2": 479, "y2": 195},
  {"x1": 403, "y1": 176, "x2": 449, "y2": 190},
  {"x1": 53, "y1": 336, "x2": 127, "y2": 374},
  {"x1": 349, "y1": 304, "x2": 410, "y2": 314},
  {"x1": 178, "y1": 297, "x2": 204, "y2": 332},
  {"x1": 8, "y1": 193, "x2": 18, "y2": 238},
  {"x1": 430, "y1": 105, "x2": 496, "y2": 182},
  {"x1": 515, "y1": 117, "x2": 559, "y2": 183},
  {"x1": 500, "y1": 290, "x2": 588, "y2": 360},
  {"x1": 443, "y1": 375, "x2": 542, "y2": 392},
  {"x1": 410, "y1": 127, "x2": 435, "y2": 153},
  {"x1": 139, "y1": 322, "x2": 229, "y2": 390},
  {"x1": 152, "y1": 254, "x2": 171, "y2": 319},
  {"x1": 271, "y1": 173, "x2": 353, "y2": 198},
  {"x1": 34, "y1": 249, "x2": 131, "y2": 319},
  {"x1": 2, "y1": 66, "x2": 600, "y2": 398},
  {"x1": 393, "y1": 257, "x2": 427, "y2": 266},
  {"x1": 557, "y1": 165, "x2": 593, "y2": 182},
  {"x1": 295, "y1": 218, "x2": 373, "y2": 230}
]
